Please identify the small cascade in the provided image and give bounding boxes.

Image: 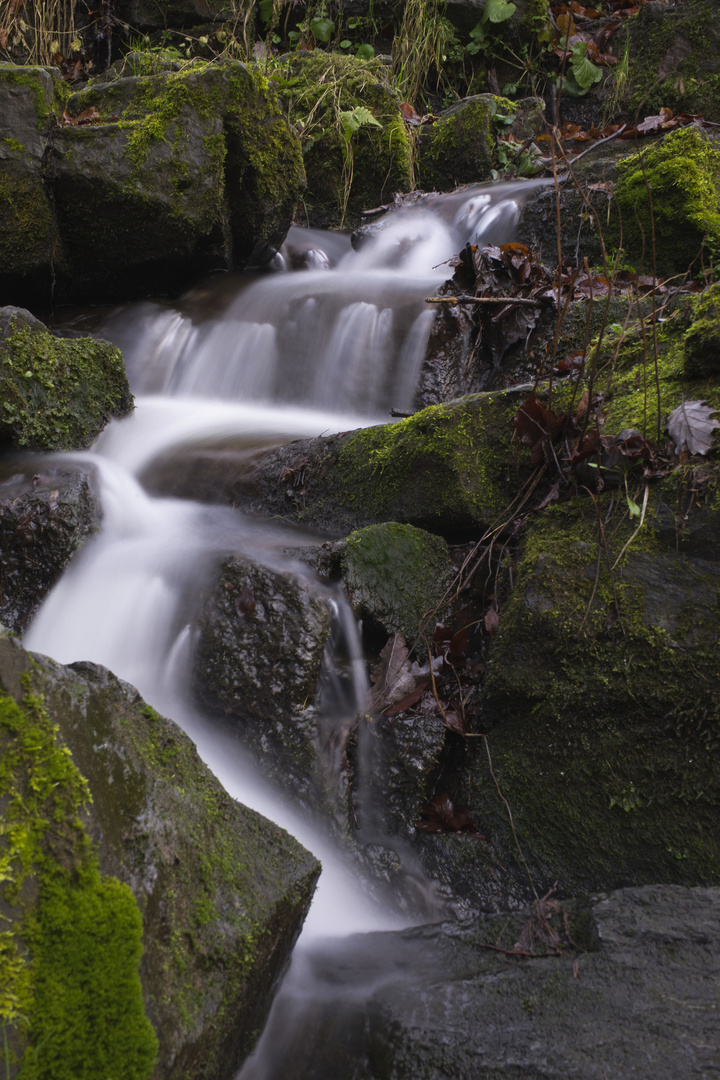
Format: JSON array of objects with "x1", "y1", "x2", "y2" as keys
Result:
[{"x1": 22, "y1": 179, "x2": 541, "y2": 1079}]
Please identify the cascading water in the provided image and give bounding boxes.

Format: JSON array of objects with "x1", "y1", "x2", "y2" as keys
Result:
[{"x1": 23, "y1": 181, "x2": 536, "y2": 1078}]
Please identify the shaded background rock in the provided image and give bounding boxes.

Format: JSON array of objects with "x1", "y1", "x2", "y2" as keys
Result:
[
  {"x1": 0, "y1": 630, "x2": 320, "y2": 1080},
  {"x1": 0, "y1": 460, "x2": 101, "y2": 635}
]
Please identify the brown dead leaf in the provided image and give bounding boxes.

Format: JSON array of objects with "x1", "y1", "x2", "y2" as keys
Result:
[
  {"x1": 484, "y1": 608, "x2": 500, "y2": 636},
  {"x1": 417, "y1": 791, "x2": 483, "y2": 835},
  {"x1": 60, "y1": 106, "x2": 102, "y2": 126},
  {"x1": 369, "y1": 633, "x2": 421, "y2": 714}
]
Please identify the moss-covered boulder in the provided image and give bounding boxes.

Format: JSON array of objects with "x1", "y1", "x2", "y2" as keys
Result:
[
  {"x1": 194, "y1": 555, "x2": 333, "y2": 811},
  {"x1": 0, "y1": 630, "x2": 319, "y2": 1080},
  {"x1": 0, "y1": 462, "x2": 101, "y2": 635},
  {"x1": 269, "y1": 52, "x2": 413, "y2": 228},
  {"x1": 520, "y1": 127, "x2": 720, "y2": 278},
  {"x1": 51, "y1": 59, "x2": 304, "y2": 299},
  {"x1": 229, "y1": 393, "x2": 524, "y2": 539},
  {"x1": 471, "y1": 489, "x2": 720, "y2": 898},
  {"x1": 417, "y1": 94, "x2": 500, "y2": 191},
  {"x1": 342, "y1": 522, "x2": 453, "y2": 640},
  {"x1": 0, "y1": 64, "x2": 65, "y2": 305},
  {"x1": 0, "y1": 59, "x2": 304, "y2": 304},
  {"x1": 0, "y1": 306, "x2": 133, "y2": 450},
  {"x1": 683, "y1": 281, "x2": 720, "y2": 378},
  {"x1": 616, "y1": 0, "x2": 720, "y2": 122}
]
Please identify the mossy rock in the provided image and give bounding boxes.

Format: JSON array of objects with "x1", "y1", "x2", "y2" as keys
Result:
[
  {"x1": 612, "y1": 127, "x2": 720, "y2": 279},
  {"x1": 472, "y1": 491, "x2": 720, "y2": 898},
  {"x1": 617, "y1": 0, "x2": 720, "y2": 121},
  {"x1": 269, "y1": 52, "x2": 413, "y2": 228},
  {"x1": 417, "y1": 95, "x2": 498, "y2": 191},
  {"x1": 51, "y1": 59, "x2": 304, "y2": 300},
  {"x1": 342, "y1": 522, "x2": 454, "y2": 640},
  {"x1": 0, "y1": 306, "x2": 133, "y2": 451},
  {"x1": 0, "y1": 64, "x2": 66, "y2": 304},
  {"x1": 683, "y1": 282, "x2": 720, "y2": 378},
  {"x1": 229, "y1": 392, "x2": 526, "y2": 539},
  {"x1": 0, "y1": 630, "x2": 319, "y2": 1080}
]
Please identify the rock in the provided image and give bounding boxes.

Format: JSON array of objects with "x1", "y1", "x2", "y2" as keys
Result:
[
  {"x1": 469, "y1": 490, "x2": 720, "y2": 900},
  {"x1": 0, "y1": 306, "x2": 133, "y2": 450},
  {"x1": 269, "y1": 52, "x2": 413, "y2": 228},
  {"x1": 193, "y1": 554, "x2": 332, "y2": 809},
  {"x1": 115, "y1": 0, "x2": 242, "y2": 32},
  {"x1": 615, "y1": 0, "x2": 720, "y2": 121},
  {"x1": 263, "y1": 884, "x2": 720, "y2": 1079},
  {"x1": 0, "y1": 60, "x2": 304, "y2": 305},
  {"x1": 519, "y1": 128, "x2": 720, "y2": 279},
  {"x1": 0, "y1": 63, "x2": 64, "y2": 305},
  {"x1": 0, "y1": 630, "x2": 319, "y2": 1080},
  {"x1": 0, "y1": 461, "x2": 101, "y2": 635},
  {"x1": 228, "y1": 393, "x2": 525, "y2": 539},
  {"x1": 417, "y1": 95, "x2": 497, "y2": 191},
  {"x1": 341, "y1": 523, "x2": 454, "y2": 641}
]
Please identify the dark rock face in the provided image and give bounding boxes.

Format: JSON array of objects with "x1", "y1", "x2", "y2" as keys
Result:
[
  {"x1": 0, "y1": 306, "x2": 133, "y2": 450},
  {"x1": 194, "y1": 555, "x2": 332, "y2": 807},
  {"x1": 0, "y1": 631, "x2": 320, "y2": 1080},
  {"x1": 263, "y1": 885, "x2": 720, "y2": 1080},
  {"x1": 0, "y1": 60, "x2": 304, "y2": 304},
  {"x1": 0, "y1": 462, "x2": 101, "y2": 635}
]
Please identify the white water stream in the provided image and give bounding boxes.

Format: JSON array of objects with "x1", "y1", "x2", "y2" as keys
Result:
[{"x1": 23, "y1": 182, "x2": 535, "y2": 1078}]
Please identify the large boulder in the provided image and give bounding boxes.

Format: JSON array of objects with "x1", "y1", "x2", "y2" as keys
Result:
[
  {"x1": 255, "y1": 884, "x2": 720, "y2": 1080},
  {"x1": 0, "y1": 306, "x2": 133, "y2": 450},
  {"x1": 0, "y1": 630, "x2": 319, "y2": 1080},
  {"x1": 228, "y1": 393, "x2": 525, "y2": 539},
  {"x1": 0, "y1": 59, "x2": 305, "y2": 304},
  {"x1": 519, "y1": 127, "x2": 720, "y2": 279},
  {"x1": 0, "y1": 462, "x2": 101, "y2": 635}
]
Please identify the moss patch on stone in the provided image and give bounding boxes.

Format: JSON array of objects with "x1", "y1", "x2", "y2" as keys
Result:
[
  {"x1": 417, "y1": 95, "x2": 498, "y2": 192},
  {"x1": 0, "y1": 308, "x2": 133, "y2": 451},
  {"x1": 342, "y1": 522, "x2": 453, "y2": 640},
  {"x1": 476, "y1": 493, "x2": 720, "y2": 895},
  {"x1": 0, "y1": 684, "x2": 157, "y2": 1080},
  {"x1": 611, "y1": 128, "x2": 720, "y2": 277}
]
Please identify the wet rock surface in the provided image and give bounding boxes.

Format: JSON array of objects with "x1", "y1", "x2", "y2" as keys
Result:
[
  {"x1": 271, "y1": 885, "x2": 720, "y2": 1080},
  {"x1": 193, "y1": 554, "x2": 332, "y2": 809},
  {"x1": 0, "y1": 461, "x2": 101, "y2": 635},
  {"x1": 0, "y1": 630, "x2": 320, "y2": 1080}
]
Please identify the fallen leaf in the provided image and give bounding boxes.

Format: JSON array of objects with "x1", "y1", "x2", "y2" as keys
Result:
[
  {"x1": 484, "y1": 608, "x2": 500, "y2": 635},
  {"x1": 369, "y1": 633, "x2": 421, "y2": 714},
  {"x1": 417, "y1": 791, "x2": 482, "y2": 835},
  {"x1": 60, "y1": 106, "x2": 101, "y2": 126},
  {"x1": 668, "y1": 400, "x2": 720, "y2": 456}
]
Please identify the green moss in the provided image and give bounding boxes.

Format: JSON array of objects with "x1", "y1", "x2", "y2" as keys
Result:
[
  {"x1": 342, "y1": 522, "x2": 453, "y2": 641},
  {"x1": 478, "y1": 493, "x2": 720, "y2": 893},
  {"x1": 268, "y1": 52, "x2": 412, "y2": 227},
  {"x1": 0, "y1": 318, "x2": 133, "y2": 451},
  {"x1": 418, "y1": 96, "x2": 496, "y2": 191},
  {"x1": 612, "y1": 128, "x2": 720, "y2": 276},
  {"x1": 0, "y1": 171, "x2": 55, "y2": 274},
  {"x1": 622, "y1": 0, "x2": 720, "y2": 119},
  {"x1": 331, "y1": 393, "x2": 521, "y2": 534},
  {"x1": 0, "y1": 687, "x2": 157, "y2": 1079},
  {"x1": 0, "y1": 63, "x2": 68, "y2": 127},
  {"x1": 683, "y1": 282, "x2": 720, "y2": 377}
]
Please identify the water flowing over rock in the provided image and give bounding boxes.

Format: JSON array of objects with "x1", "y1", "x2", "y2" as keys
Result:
[{"x1": 0, "y1": 630, "x2": 319, "y2": 1080}]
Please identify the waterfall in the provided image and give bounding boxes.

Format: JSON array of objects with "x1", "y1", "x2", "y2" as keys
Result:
[{"x1": 23, "y1": 181, "x2": 536, "y2": 1078}]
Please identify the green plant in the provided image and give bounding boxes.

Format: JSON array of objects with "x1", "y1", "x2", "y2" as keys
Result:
[{"x1": 392, "y1": 0, "x2": 459, "y2": 105}]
